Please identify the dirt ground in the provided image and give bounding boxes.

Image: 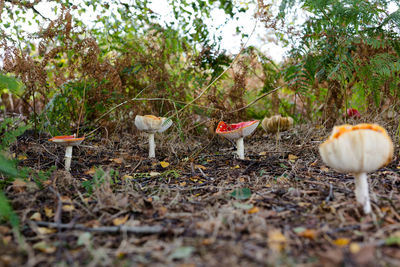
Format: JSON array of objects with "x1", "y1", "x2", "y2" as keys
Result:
[{"x1": 1, "y1": 121, "x2": 400, "y2": 266}]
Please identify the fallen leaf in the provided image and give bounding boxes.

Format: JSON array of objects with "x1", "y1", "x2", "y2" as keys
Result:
[
  {"x1": 160, "y1": 161, "x2": 170, "y2": 168},
  {"x1": 111, "y1": 158, "x2": 123, "y2": 164},
  {"x1": 179, "y1": 182, "x2": 187, "y2": 186},
  {"x1": 230, "y1": 188, "x2": 251, "y2": 200},
  {"x1": 288, "y1": 154, "x2": 298, "y2": 161},
  {"x1": 122, "y1": 174, "x2": 134, "y2": 179},
  {"x1": 30, "y1": 212, "x2": 42, "y2": 221},
  {"x1": 233, "y1": 202, "x2": 253, "y2": 210},
  {"x1": 296, "y1": 228, "x2": 317, "y2": 240},
  {"x1": 247, "y1": 207, "x2": 260, "y2": 214},
  {"x1": 112, "y1": 215, "x2": 129, "y2": 226},
  {"x1": 149, "y1": 171, "x2": 160, "y2": 177},
  {"x1": 195, "y1": 164, "x2": 206, "y2": 170},
  {"x1": 37, "y1": 227, "x2": 57, "y2": 235},
  {"x1": 0, "y1": 225, "x2": 10, "y2": 234},
  {"x1": 259, "y1": 151, "x2": 267, "y2": 156},
  {"x1": 44, "y1": 207, "x2": 54, "y2": 218},
  {"x1": 333, "y1": 238, "x2": 350, "y2": 247},
  {"x1": 84, "y1": 166, "x2": 96, "y2": 175},
  {"x1": 268, "y1": 229, "x2": 286, "y2": 252},
  {"x1": 232, "y1": 165, "x2": 240, "y2": 169},
  {"x1": 169, "y1": 246, "x2": 195, "y2": 260},
  {"x1": 349, "y1": 243, "x2": 361, "y2": 254},
  {"x1": 12, "y1": 179, "x2": 27, "y2": 193},
  {"x1": 33, "y1": 241, "x2": 56, "y2": 253},
  {"x1": 17, "y1": 154, "x2": 27, "y2": 160},
  {"x1": 320, "y1": 166, "x2": 329, "y2": 172}
]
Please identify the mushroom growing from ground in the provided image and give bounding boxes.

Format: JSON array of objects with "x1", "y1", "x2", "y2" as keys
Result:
[
  {"x1": 134, "y1": 115, "x2": 173, "y2": 158},
  {"x1": 319, "y1": 123, "x2": 393, "y2": 214},
  {"x1": 261, "y1": 115, "x2": 293, "y2": 134},
  {"x1": 215, "y1": 120, "x2": 260, "y2": 159},
  {"x1": 48, "y1": 134, "x2": 85, "y2": 171}
]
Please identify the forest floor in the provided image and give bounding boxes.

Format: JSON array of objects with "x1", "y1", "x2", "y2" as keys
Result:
[{"x1": 1, "y1": 121, "x2": 400, "y2": 267}]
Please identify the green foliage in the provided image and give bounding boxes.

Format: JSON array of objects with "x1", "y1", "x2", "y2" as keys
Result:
[
  {"x1": 0, "y1": 118, "x2": 31, "y2": 151},
  {"x1": 0, "y1": 153, "x2": 18, "y2": 178},
  {"x1": 0, "y1": 73, "x2": 25, "y2": 96},
  {"x1": 230, "y1": 187, "x2": 251, "y2": 200},
  {"x1": 82, "y1": 167, "x2": 119, "y2": 195},
  {"x1": 0, "y1": 192, "x2": 19, "y2": 230}
]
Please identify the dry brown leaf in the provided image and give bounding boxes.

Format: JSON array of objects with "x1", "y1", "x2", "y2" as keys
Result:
[
  {"x1": 297, "y1": 229, "x2": 317, "y2": 240},
  {"x1": 195, "y1": 164, "x2": 206, "y2": 170},
  {"x1": 84, "y1": 166, "x2": 96, "y2": 175},
  {"x1": 288, "y1": 154, "x2": 298, "y2": 161},
  {"x1": 37, "y1": 227, "x2": 57, "y2": 235},
  {"x1": 112, "y1": 214, "x2": 129, "y2": 226},
  {"x1": 30, "y1": 212, "x2": 42, "y2": 221},
  {"x1": 0, "y1": 225, "x2": 10, "y2": 235},
  {"x1": 12, "y1": 178, "x2": 27, "y2": 193},
  {"x1": 111, "y1": 158, "x2": 123, "y2": 164},
  {"x1": 33, "y1": 241, "x2": 56, "y2": 253}
]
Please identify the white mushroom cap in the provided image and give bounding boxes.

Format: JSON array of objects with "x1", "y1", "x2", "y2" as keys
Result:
[
  {"x1": 135, "y1": 115, "x2": 173, "y2": 133},
  {"x1": 215, "y1": 120, "x2": 260, "y2": 140},
  {"x1": 319, "y1": 124, "x2": 393, "y2": 174},
  {"x1": 261, "y1": 115, "x2": 293, "y2": 133}
]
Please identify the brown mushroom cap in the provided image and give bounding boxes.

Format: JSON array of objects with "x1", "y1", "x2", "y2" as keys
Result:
[
  {"x1": 135, "y1": 115, "x2": 173, "y2": 133},
  {"x1": 261, "y1": 115, "x2": 293, "y2": 133}
]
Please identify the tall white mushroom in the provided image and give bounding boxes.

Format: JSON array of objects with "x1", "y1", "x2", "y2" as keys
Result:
[
  {"x1": 49, "y1": 135, "x2": 85, "y2": 172},
  {"x1": 134, "y1": 115, "x2": 173, "y2": 158},
  {"x1": 319, "y1": 123, "x2": 393, "y2": 214},
  {"x1": 215, "y1": 120, "x2": 260, "y2": 160}
]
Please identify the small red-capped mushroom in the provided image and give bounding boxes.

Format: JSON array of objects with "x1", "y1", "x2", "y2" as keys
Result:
[
  {"x1": 215, "y1": 120, "x2": 260, "y2": 159},
  {"x1": 345, "y1": 108, "x2": 361, "y2": 119},
  {"x1": 49, "y1": 134, "x2": 85, "y2": 171}
]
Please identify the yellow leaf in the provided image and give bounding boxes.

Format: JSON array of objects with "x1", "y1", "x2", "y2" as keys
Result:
[
  {"x1": 320, "y1": 166, "x2": 329, "y2": 172},
  {"x1": 111, "y1": 158, "x2": 123, "y2": 164},
  {"x1": 33, "y1": 241, "x2": 56, "y2": 253},
  {"x1": 160, "y1": 161, "x2": 170, "y2": 168},
  {"x1": 44, "y1": 207, "x2": 54, "y2": 218},
  {"x1": 259, "y1": 151, "x2": 267, "y2": 156},
  {"x1": 30, "y1": 212, "x2": 42, "y2": 221},
  {"x1": 288, "y1": 154, "x2": 298, "y2": 161},
  {"x1": 122, "y1": 175, "x2": 134, "y2": 179},
  {"x1": 232, "y1": 165, "x2": 240, "y2": 169},
  {"x1": 349, "y1": 243, "x2": 361, "y2": 254},
  {"x1": 247, "y1": 207, "x2": 259, "y2": 214},
  {"x1": 333, "y1": 238, "x2": 350, "y2": 247},
  {"x1": 268, "y1": 229, "x2": 286, "y2": 252},
  {"x1": 297, "y1": 229, "x2": 317, "y2": 240},
  {"x1": 180, "y1": 182, "x2": 187, "y2": 186},
  {"x1": 62, "y1": 205, "x2": 75, "y2": 212},
  {"x1": 112, "y1": 215, "x2": 129, "y2": 226},
  {"x1": 37, "y1": 227, "x2": 57, "y2": 235},
  {"x1": 17, "y1": 154, "x2": 27, "y2": 160},
  {"x1": 195, "y1": 164, "x2": 206, "y2": 170},
  {"x1": 84, "y1": 166, "x2": 96, "y2": 175}
]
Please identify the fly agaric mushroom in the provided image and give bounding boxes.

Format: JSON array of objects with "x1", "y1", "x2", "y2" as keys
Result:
[
  {"x1": 215, "y1": 120, "x2": 260, "y2": 159},
  {"x1": 261, "y1": 115, "x2": 293, "y2": 134},
  {"x1": 345, "y1": 108, "x2": 361, "y2": 119},
  {"x1": 319, "y1": 123, "x2": 393, "y2": 214},
  {"x1": 134, "y1": 115, "x2": 173, "y2": 158},
  {"x1": 48, "y1": 134, "x2": 85, "y2": 171}
]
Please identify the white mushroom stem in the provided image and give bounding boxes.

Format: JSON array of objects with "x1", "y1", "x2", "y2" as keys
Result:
[
  {"x1": 64, "y1": 146, "x2": 73, "y2": 171},
  {"x1": 148, "y1": 133, "x2": 155, "y2": 158},
  {"x1": 236, "y1": 137, "x2": 244, "y2": 160},
  {"x1": 354, "y1": 172, "x2": 371, "y2": 214}
]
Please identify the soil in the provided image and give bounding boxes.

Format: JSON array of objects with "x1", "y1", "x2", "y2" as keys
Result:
[{"x1": 1, "y1": 122, "x2": 400, "y2": 266}]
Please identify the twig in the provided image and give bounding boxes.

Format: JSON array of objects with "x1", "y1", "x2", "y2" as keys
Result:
[
  {"x1": 29, "y1": 221, "x2": 166, "y2": 234},
  {"x1": 48, "y1": 186, "x2": 62, "y2": 226}
]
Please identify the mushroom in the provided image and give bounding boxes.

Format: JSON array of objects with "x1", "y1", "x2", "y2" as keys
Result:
[
  {"x1": 134, "y1": 115, "x2": 173, "y2": 158},
  {"x1": 319, "y1": 123, "x2": 393, "y2": 214},
  {"x1": 215, "y1": 120, "x2": 260, "y2": 159},
  {"x1": 345, "y1": 108, "x2": 361, "y2": 119},
  {"x1": 48, "y1": 134, "x2": 85, "y2": 171},
  {"x1": 261, "y1": 115, "x2": 293, "y2": 134}
]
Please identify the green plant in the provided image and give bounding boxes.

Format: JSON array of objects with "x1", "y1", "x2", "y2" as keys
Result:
[
  {"x1": 82, "y1": 167, "x2": 119, "y2": 195},
  {"x1": 0, "y1": 153, "x2": 19, "y2": 230},
  {"x1": 0, "y1": 118, "x2": 31, "y2": 151}
]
